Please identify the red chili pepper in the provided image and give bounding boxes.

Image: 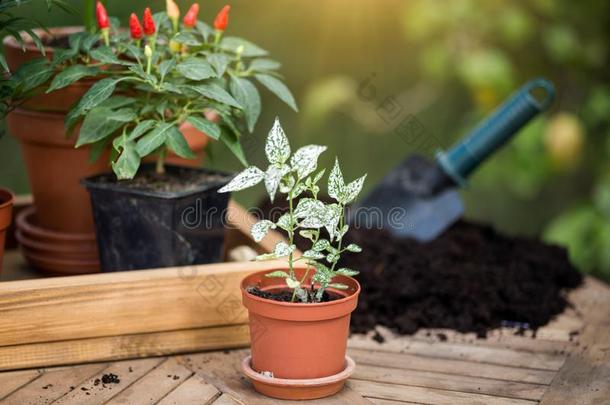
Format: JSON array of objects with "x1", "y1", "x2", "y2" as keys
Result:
[
  {"x1": 143, "y1": 7, "x2": 156, "y2": 36},
  {"x1": 96, "y1": 1, "x2": 110, "y2": 29},
  {"x1": 214, "y1": 5, "x2": 230, "y2": 31},
  {"x1": 129, "y1": 13, "x2": 143, "y2": 40},
  {"x1": 183, "y1": 4, "x2": 199, "y2": 28}
]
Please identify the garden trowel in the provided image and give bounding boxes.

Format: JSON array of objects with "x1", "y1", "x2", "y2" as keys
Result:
[{"x1": 350, "y1": 78, "x2": 555, "y2": 242}]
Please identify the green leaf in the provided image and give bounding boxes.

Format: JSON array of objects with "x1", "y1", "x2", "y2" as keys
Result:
[
  {"x1": 90, "y1": 46, "x2": 123, "y2": 65},
  {"x1": 136, "y1": 122, "x2": 175, "y2": 157},
  {"x1": 172, "y1": 32, "x2": 199, "y2": 46},
  {"x1": 176, "y1": 57, "x2": 216, "y2": 81},
  {"x1": 76, "y1": 107, "x2": 136, "y2": 147},
  {"x1": 69, "y1": 77, "x2": 124, "y2": 121},
  {"x1": 299, "y1": 229, "x2": 317, "y2": 241},
  {"x1": 98, "y1": 96, "x2": 136, "y2": 109},
  {"x1": 166, "y1": 125, "x2": 196, "y2": 159},
  {"x1": 158, "y1": 59, "x2": 176, "y2": 80},
  {"x1": 219, "y1": 129, "x2": 248, "y2": 166},
  {"x1": 220, "y1": 37, "x2": 268, "y2": 57},
  {"x1": 265, "y1": 270, "x2": 289, "y2": 278},
  {"x1": 47, "y1": 65, "x2": 99, "y2": 93},
  {"x1": 112, "y1": 137, "x2": 141, "y2": 180},
  {"x1": 186, "y1": 115, "x2": 221, "y2": 140},
  {"x1": 127, "y1": 120, "x2": 156, "y2": 141},
  {"x1": 230, "y1": 76, "x2": 261, "y2": 132},
  {"x1": 250, "y1": 58, "x2": 281, "y2": 71},
  {"x1": 13, "y1": 59, "x2": 53, "y2": 92},
  {"x1": 255, "y1": 74, "x2": 298, "y2": 111},
  {"x1": 191, "y1": 84, "x2": 242, "y2": 109},
  {"x1": 208, "y1": 54, "x2": 230, "y2": 77},
  {"x1": 89, "y1": 138, "x2": 108, "y2": 163},
  {"x1": 336, "y1": 268, "x2": 359, "y2": 277}
]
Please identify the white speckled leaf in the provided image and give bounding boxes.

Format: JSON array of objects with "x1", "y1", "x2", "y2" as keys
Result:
[
  {"x1": 328, "y1": 158, "x2": 345, "y2": 202},
  {"x1": 294, "y1": 198, "x2": 325, "y2": 218},
  {"x1": 265, "y1": 118, "x2": 290, "y2": 164},
  {"x1": 218, "y1": 166, "x2": 264, "y2": 193},
  {"x1": 265, "y1": 164, "x2": 290, "y2": 203},
  {"x1": 343, "y1": 174, "x2": 367, "y2": 204},
  {"x1": 286, "y1": 277, "x2": 301, "y2": 289},
  {"x1": 276, "y1": 213, "x2": 292, "y2": 231},
  {"x1": 290, "y1": 145, "x2": 327, "y2": 179},
  {"x1": 251, "y1": 220, "x2": 275, "y2": 242},
  {"x1": 324, "y1": 203, "x2": 342, "y2": 240},
  {"x1": 346, "y1": 243, "x2": 362, "y2": 252},
  {"x1": 274, "y1": 241, "x2": 295, "y2": 258},
  {"x1": 336, "y1": 268, "x2": 359, "y2": 276},
  {"x1": 303, "y1": 250, "x2": 325, "y2": 260}
]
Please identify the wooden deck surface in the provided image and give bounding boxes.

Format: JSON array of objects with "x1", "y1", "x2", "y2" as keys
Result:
[{"x1": 0, "y1": 274, "x2": 608, "y2": 404}]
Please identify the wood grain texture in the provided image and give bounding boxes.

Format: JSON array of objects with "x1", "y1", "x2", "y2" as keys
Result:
[
  {"x1": 157, "y1": 374, "x2": 220, "y2": 405},
  {"x1": 348, "y1": 348, "x2": 556, "y2": 384},
  {"x1": 348, "y1": 380, "x2": 537, "y2": 405},
  {"x1": 1, "y1": 363, "x2": 107, "y2": 405},
  {"x1": 0, "y1": 369, "x2": 41, "y2": 400},
  {"x1": 0, "y1": 324, "x2": 250, "y2": 371},
  {"x1": 51, "y1": 357, "x2": 163, "y2": 404},
  {"x1": 540, "y1": 278, "x2": 610, "y2": 404},
  {"x1": 352, "y1": 364, "x2": 546, "y2": 401}
]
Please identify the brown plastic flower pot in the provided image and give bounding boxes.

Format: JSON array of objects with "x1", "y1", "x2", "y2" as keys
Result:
[
  {"x1": 0, "y1": 188, "x2": 15, "y2": 275},
  {"x1": 240, "y1": 268, "x2": 360, "y2": 400}
]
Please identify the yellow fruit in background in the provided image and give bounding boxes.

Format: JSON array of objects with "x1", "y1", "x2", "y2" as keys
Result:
[{"x1": 544, "y1": 112, "x2": 584, "y2": 170}]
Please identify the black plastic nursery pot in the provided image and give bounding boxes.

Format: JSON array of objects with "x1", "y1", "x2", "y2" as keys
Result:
[{"x1": 81, "y1": 165, "x2": 232, "y2": 272}]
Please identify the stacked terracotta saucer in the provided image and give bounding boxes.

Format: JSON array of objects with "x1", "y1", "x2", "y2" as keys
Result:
[{"x1": 15, "y1": 207, "x2": 100, "y2": 275}]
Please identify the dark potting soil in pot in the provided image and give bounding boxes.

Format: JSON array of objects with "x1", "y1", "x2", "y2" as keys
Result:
[
  {"x1": 246, "y1": 286, "x2": 342, "y2": 303},
  {"x1": 91, "y1": 167, "x2": 230, "y2": 193},
  {"x1": 259, "y1": 199, "x2": 583, "y2": 338}
]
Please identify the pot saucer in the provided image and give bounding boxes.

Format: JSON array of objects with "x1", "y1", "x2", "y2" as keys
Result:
[{"x1": 241, "y1": 355, "x2": 356, "y2": 400}]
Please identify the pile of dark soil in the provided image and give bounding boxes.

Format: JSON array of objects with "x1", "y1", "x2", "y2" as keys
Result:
[{"x1": 258, "y1": 199, "x2": 583, "y2": 338}]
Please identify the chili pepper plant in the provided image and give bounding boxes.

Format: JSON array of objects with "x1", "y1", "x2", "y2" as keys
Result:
[
  {"x1": 43, "y1": 1, "x2": 297, "y2": 179},
  {"x1": 220, "y1": 118, "x2": 367, "y2": 303}
]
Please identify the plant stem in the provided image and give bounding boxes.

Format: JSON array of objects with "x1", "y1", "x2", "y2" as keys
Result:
[{"x1": 156, "y1": 149, "x2": 166, "y2": 175}]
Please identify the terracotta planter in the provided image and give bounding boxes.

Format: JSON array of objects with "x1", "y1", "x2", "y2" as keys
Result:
[
  {"x1": 0, "y1": 189, "x2": 15, "y2": 274},
  {"x1": 241, "y1": 268, "x2": 360, "y2": 399},
  {"x1": 3, "y1": 27, "x2": 93, "y2": 113},
  {"x1": 7, "y1": 108, "x2": 108, "y2": 233}
]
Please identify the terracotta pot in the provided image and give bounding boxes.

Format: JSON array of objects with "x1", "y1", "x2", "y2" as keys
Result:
[
  {"x1": 0, "y1": 189, "x2": 15, "y2": 274},
  {"x1": 3, "y1": 27, "x2": 93, "y2": 112},
  {"x1": 8, "y1": 108, "x2": 109, "y2": 233},
  {"x1": 241, "y1": 267, "x2": 360, "y2": 398}
]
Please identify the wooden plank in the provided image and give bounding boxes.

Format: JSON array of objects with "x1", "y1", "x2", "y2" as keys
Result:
[
  {"x1": 105, "y1": 357, "x2": 193, "y2": 404},
  {"x1": 0, "y1": 369, "x2": 41, "y2": 400},
  {"x1": 0, "y1": 259, "x2": 305, "y2": 349},
  {"x1": 348, "y1": 380, "x2": 537, "y2": 405},
  {"x1": 367, "y1": 399, "x2": 423, "y2": 405},
  {"x1": 349, "y1": 336, "x2": 565, "y2": 370},
  {"x1": 212, "y1": 393, "x2": 243, "y2": 405},
  {"x1": 179, "y1": 350, "x2": 372, "y2": 405},
  {"x1": 348, "y1": 348, "x2": 556, "y2": 384},
  {"x1": 157, "y1": 374, "x2": 220, "y2": 405},
  {"x1": 51, "y1": 357, "x2": 163, "y2": 404},
  {"x1": 0, "y1": 324, "x2": 250, "y2": 371},
  {"x1": 1, "y1": 363, "x2": 107, "y2": 404},
  {"x1": 541, "y1": 277, "x2": 610, "y2": 404},
  {"x1": 352, "y1": 364, "x2": 546, "y2": 401}
]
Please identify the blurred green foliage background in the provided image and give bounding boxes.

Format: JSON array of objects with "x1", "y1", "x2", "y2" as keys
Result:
[{"x1": 0, "y1": 0, "x2": 608, "y2": 280}]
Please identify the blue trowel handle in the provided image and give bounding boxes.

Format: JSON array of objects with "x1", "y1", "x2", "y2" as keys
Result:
[{"x1": 436, "y1": 78, "x2": 555, "y2": 186}]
